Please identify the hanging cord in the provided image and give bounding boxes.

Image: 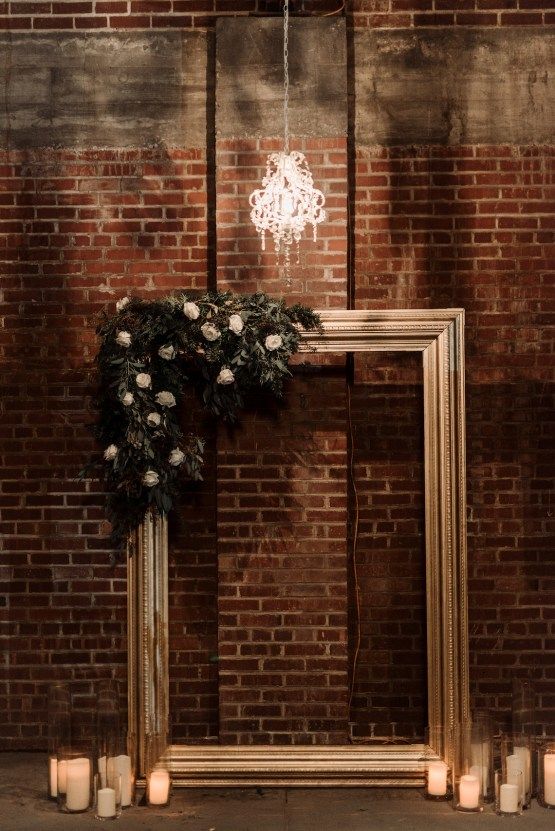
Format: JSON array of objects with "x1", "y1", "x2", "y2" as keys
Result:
[
  {"x1": 283, "y1": 0, "x2": 290, "y2": 155},
  {"x1": 347, "y1": 378, "x2": 361, "y2": 717}
]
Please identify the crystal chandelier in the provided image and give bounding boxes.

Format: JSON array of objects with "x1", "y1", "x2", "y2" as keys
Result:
[{"x1": 249, "y1": 0, "x2": 326, "y2": 278}]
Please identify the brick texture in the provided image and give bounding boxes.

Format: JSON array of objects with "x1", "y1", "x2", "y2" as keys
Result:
[
  {"x1": 0, "y1": 1, "x2": 551, "y2": 29},
  {"x1": 217, "y1": 375, "x2": 349, "y2": 744},
  {"x1": 1, "y1": 12, "x2": 554, "y2": 751},
  {"x1": 353, "y1": 144, "x2": 555, "y2": 733},
  {"x1": 0, "y1": 147, "x2": 212, "y2": 747}
]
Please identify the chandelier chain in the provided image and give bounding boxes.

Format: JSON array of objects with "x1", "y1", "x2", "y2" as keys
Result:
[{"x1": 283, "y1": 0, "x2": 289, "y2": 153}]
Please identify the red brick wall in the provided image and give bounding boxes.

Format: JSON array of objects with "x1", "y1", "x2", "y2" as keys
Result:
[
  {"x1": 217, "y1": 377, "x2": 349, "y2": 744},
  {"x1": 0, "y1": 147, "x2": 212, "y2": 746},
  {"x1": 353, "y1": 144, "x2": 555, "y2": 732},
  {"x1": 1, "y1": 10, "x2": 554, "y2": 751},
  {"x1": 349, "y1": 354, "x2": 427, "y2": 741},
  {"x1": 1, "y1": 1, "x2": 552, "y2": 30}
]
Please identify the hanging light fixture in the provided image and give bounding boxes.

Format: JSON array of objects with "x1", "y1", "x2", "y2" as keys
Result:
[{"x1": 249, "y1": 0, "x2": 326, "y2": 279}]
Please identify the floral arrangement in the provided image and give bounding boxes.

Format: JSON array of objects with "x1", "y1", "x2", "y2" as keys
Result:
[{"x1": 82, "y1": 291, "x2": 321, "y2": 547}]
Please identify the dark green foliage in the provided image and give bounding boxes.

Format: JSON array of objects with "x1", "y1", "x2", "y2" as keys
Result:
[{"x1": 81, "y1": 291, "x2": 321, "y2": 548}]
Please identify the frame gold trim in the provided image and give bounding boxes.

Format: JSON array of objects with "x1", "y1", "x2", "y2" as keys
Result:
[{"x1": 127, "y1": 308, "x2": 469, "y2": 786}]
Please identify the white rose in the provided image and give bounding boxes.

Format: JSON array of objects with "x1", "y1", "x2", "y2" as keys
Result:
[
  {"x1": 116, "y1": 330, "x2": 132, "y2": 348},
  {"x1": 116, "y1": 296, "x2": 130, "y2": 313},
  {"x1": 136, "y1": 372, "x2": 152, "y2": 389},
  {"x1": 265, "y1": 334, "x2": 283, "y2": 351},
  {"x1": 103, "y1": 444, "x2": 118, "y2": 461},
  {"x1": 142, "y1": 470, "x2": 159, "y2": 487},
  {"x1": 216, "y1": 367, "x2": 235, "y2": 385},
  {"x1": 121, "y1": 392, "x2": 134, "y2": 406},
  {"x1": 169, "y1": 448, "x2": 185, "y2": 467},
  {"x1": 158, "y1": 344, "x2": 176, "y2": 360},
  {"x1": 228, "y1": 314, "x2": 244, "y2": 335},
  {"x1": 156, "y1": 391, "x2": 176, "y2": 408},
  {"x1": 147, "y1": 412, "x2": 161, "y2": 427},
  {"x1": 183, "y1": 301, "x2": 200, "y2": 320},
  {"x1": 201, "y1": 322, "x2": 220, "y2": 342}
]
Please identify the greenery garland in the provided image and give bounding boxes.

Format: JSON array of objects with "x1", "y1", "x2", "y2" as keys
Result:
[{"x1": 82, "y1": 291, "x2": 321, "y2": 547}]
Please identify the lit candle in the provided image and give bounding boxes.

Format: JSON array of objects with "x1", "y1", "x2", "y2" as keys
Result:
[
  {"x1": 148, "y1": 769, "x2": 170, "y2": 806},
  {"x1": 57, "y1": 759, "x2": 67, "y2": 794},
  {"x1": 96, "y1": 787, "x2": 116, "y2": 819},
  {"x1": 116, "y1": 755, "x2": 133, "y2": 807},
  {"x1": 506, "y1": 753, "x2": 526, "y2": 802},
  {"x1": 499, "y1": 783, "x2": 519, "y2": 814},
  {"x1": 49, "y1": 756, "x2": 58, "y2": 798},
  {"x1": 544, "y1": 753, "x2": 555, "y2": 805},
  {"x1": 427, "y1": 761, "x2": 448, "y2": 796},
  {"x1": 65, "y1": 757, "x2": 91, "y2": 812},
  {"x1": 459, "y1": 774, "x2": 480, "y2": 809}
]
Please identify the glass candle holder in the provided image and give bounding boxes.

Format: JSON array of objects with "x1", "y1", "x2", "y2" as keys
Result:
[
  {"x1": 452, "y1": 722, "x2": 483, "y2": 813},
  {"x1": 94, "y1": 772, "x2": 122, "y2": 821},
  {"x1": 57, "y1": 746, "x2": 93, "y2": 813},
  {"x1": 106, "y1": 731, "x2": 135, "y2": 810},
  {"x1": 47, "y1": 683, "x2": 71, "y2": 800},
  {"x1": 96, "y1": 681, "x2": 121, "y2": 780},
  {"x1": 495, "y1": 768, "x2": 523, "y2": 816},
  {"x1": 512, "y1": 677, "x2": 536, "y2": 737},
  {"x1": 538, "y1": 741, "x2": 555, "y2": 809},
  {"x1": 501, "y1": 732, "x2": 532, "y2": 809},
  {"x1": 471, "y1": 710, "x2": 494, "y2": 803}
]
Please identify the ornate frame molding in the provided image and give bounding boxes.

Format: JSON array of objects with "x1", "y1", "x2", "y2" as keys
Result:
[{"x1": 127, "y1": 308, "x2": 469, "y2": 786}]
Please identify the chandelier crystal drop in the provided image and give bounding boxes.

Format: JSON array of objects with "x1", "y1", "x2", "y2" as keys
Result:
[{"x1": 248, "y1": 0, "x2": 326, "y2": 276}]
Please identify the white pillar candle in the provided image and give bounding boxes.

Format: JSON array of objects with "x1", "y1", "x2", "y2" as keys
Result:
[
  {"x1": 57, "y1": 759, "x2": 67, "y2": 794},
  {"x1": 499, "y1": 783, "x2": 519, "y2": 814},
  {"x1": 471, "y1": 739, "x2": 491, "y2": 796},
  {"x1": 513, "y1": 745, "x2": 531, "y2": 793},
  {"x1": 49, "y1": 756, "x2": 58, "y2": 798},
  {"x1": 506, "y1": 753, "x2": 526, "y2": 802},
  {"x1": 427, "y1": 761, "x2": 448, "y2": 796},
  {"x1": 116, "y1": 755, "x2": 133, "y2": 807},
  {"x1": 459, "y1": 774, "x2": 480, "y2": 809},
  {"x1": 148, "y1": 769, "x2": 170, "y2": 805},
  {"x1": 544, "y1": 753, "x2": 555, "y2": 805},
  {"x1": 98, "y1": 756, "x2": 107, "y2": 788},
  {"x1": 96, "y1": 787, "x2": 116, "y2": 819},
  {"x1": 65, "y1": 757, "x2": 91, "y2": 812}
]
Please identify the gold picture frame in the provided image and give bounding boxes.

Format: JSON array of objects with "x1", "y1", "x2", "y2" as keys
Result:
[{"x1": 127, "y1": 308, "x2": 469, "y2": 786}]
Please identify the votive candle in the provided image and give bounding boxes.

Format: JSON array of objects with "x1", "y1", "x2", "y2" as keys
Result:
[
  {"x1": 427, "y1": 761, "x2": 448, "y2": 796},
  {"x1": 148, "y1": 769, "x2": 170, "y2": 806},
  {"x1": 96, "y1": 787, "x2": 116, "y2": 819}
]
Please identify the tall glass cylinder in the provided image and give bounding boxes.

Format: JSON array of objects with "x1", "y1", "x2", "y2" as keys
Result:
[
  {"x1": 538, "y1": 741, "x2": 555, "y2": 809},
  {"x1": 96, "y1": 681, "x2": 121, "y2": 788},
  {"x1": 512, "y1": 677, "x2": 536, "y2": 736},
  {"x1": 452, "y1": 722, "x2": 483, "y2": 813},
  {"x1": 470, "y1": 710, "x2": 494, "y2": 803},
  {"x1": 501, "y1": 732, "x2": 532, "y2": 809},
  {"x1": 47, "y1": 683, "x2": 71, "y2": 800}
]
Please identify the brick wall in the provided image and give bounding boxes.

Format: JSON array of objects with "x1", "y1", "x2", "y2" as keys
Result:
[
  {"x1": 1, "y1": 1, "x2": 552, "y2": 30},
  {"x1": 0, "y1": 7, "x2": 554, "y2": 750},
  {"x1": 353, "y1": 144, "x2": 555, "y2": 731}
]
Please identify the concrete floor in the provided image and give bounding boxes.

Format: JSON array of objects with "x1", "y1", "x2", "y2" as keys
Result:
[{"x1": 2, "y1": 753, "x2": 555, "y2": 831}]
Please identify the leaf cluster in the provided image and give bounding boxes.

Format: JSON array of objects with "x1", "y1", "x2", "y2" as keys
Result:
[{"x1": 82, "y1": 291, "x2": 321, "y2": 548}]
